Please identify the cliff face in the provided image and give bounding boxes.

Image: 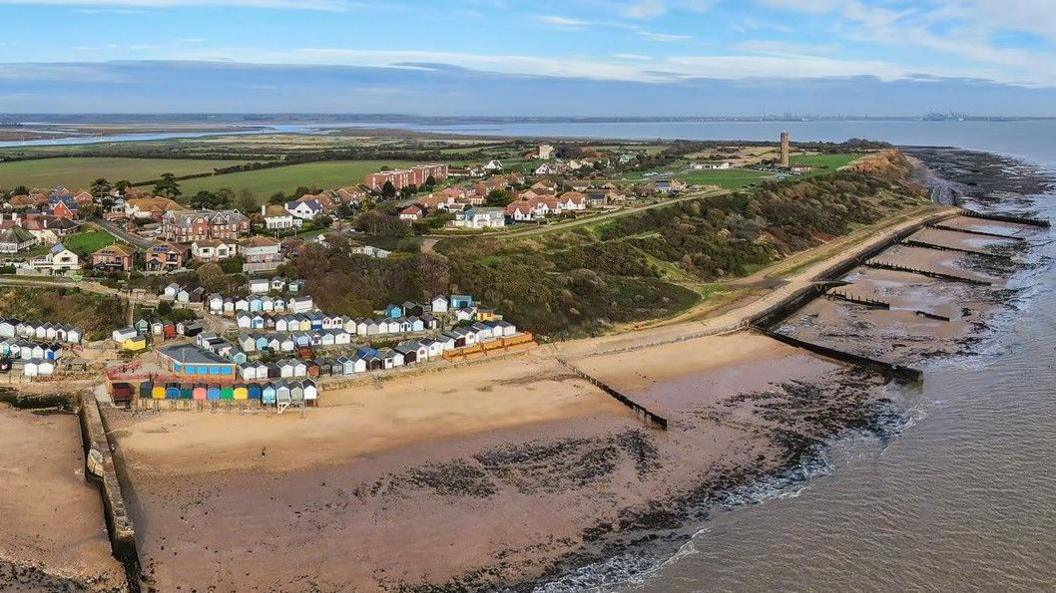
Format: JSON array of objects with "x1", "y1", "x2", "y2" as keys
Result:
[{"x1": 850, "y1": 149, "x2": 921, "y2": 184}]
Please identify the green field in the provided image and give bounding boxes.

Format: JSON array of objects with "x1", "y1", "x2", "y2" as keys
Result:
[
  {"x1": 0, "y1": 157, "x2": 256, "y2": 191},
  {"x1": 676, "y1": 168, "x2": 776, "y2": 189},
  {"x1": 62, "y1": 229, "x2": 116, "y2": 256},
  {"x1": 178, "y1": 160, "x2": 417, "y2": 202},
  {"x1": 790, "y1": 153, "x2": 859, "y2": 170}
]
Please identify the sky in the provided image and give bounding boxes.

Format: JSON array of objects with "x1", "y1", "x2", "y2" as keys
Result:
[{"x1": 2, "y1": 0, "x2": 1056, "y2": 115}]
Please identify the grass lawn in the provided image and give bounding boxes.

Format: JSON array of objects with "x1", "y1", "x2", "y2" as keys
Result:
[
  {"x1": 62, "y1": 229, "x2": 116, "y2": 256},
  {"x1": 178, "y1": 160, "x2": 417, "y2": 203},
  {"x1": 791, "y1": 153, "x2": 859, "y2": 171},
  {"x1": 0, "y1": 157, "x2": 257, "y2": 190},
  {"x1": 676, "y1": 168, "x2": 775, "y2": 189}
]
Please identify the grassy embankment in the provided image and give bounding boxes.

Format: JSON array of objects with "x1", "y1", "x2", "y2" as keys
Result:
[
  {"x1": 435, "y1": 151, "x2": 929, "y2": 338},
  {"x1": 0, "y1": 286, "x2": 126, "y2": 340}
]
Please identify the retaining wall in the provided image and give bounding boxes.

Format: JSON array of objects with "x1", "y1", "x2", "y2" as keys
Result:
[{"x1": 78, "y1": 393, "x2": 140, "y2": 593}]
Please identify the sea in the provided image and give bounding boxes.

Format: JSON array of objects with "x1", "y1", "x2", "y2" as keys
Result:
[{"x1": 7, "y1": 118, "x2": 1056, "y2": 592}]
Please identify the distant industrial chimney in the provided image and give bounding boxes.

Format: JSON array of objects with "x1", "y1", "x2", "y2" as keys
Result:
[{"x1": 779, "y1": 131, "x2": 791, "y2": 168}]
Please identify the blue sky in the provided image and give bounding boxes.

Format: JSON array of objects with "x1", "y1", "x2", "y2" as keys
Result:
[{"x1": 1, "y1": 0, "x2": 1056, "y2": 115}]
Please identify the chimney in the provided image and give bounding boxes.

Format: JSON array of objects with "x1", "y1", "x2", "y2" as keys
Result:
[{"x1": 780, "y1": 131, "x2": 791, "y2": 168}]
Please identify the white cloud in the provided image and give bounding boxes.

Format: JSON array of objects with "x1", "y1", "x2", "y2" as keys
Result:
[
  {"x1": 622, "y1": 0, "x2": 666, "y2": 18},
  {"x1": 638, "y1": 30, "x2": 692, "y2": 41},
  {"x1": 535, "y1": 14, "x2": 593, "y2": 29}
]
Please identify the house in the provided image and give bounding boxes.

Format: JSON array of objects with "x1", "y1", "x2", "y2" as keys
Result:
[
  {"x1": 261, "y1": 204, "x2": 300, "y2": 231},
  {"x1": 483, "y1": 159, "x2": 504, "y2": 172},
  {"x1": 124, "y1": 197, "x2": 182, "y2": 221},
  {"x1": 452, "y1": 207, "x2": 506, "y2": 229},
  {"x1": 534, "y1": 163, "x2": 558, "y2": 175},
  {"x1": 241, "y1": 236, "x2": 283, "y2": 273},
  {"x1": 0, "y1": 227, "x2": 36, "y2": 253},
  {"x1": 143, "y1": 243, "x2": 183, "y2": 272},
  {"x1": 159, "y1": 344, "x2": 236, "y2": 378},
  {"x1": 399, "y1": 206, "x2": 422, "y2": 221},
  {"x1": 191, "y1": 239, "x2": 238, "y2": 262},
  {"x1": 285, "y1": 198, "x2": 325, "y2": 221},
  {"x1": 365, "y1": 164, "x2": 449, "y2": 192},
  {"x1": 431, "y1": 295, "x2": 449, "y2": 314},
  {"x1": 28, "y1": 244, "x2": 81, "y2": 275},
  {"x1": 161, "y1": 209, "x2": 250, "y2": 242},
  {"x1": 91, "y1": 243, "x2": 136, "y2": 273}
]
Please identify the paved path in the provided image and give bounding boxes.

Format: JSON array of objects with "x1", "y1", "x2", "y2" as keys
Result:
[{"x1": 92, "y1": 218, "x2": 156, "y2": 249}]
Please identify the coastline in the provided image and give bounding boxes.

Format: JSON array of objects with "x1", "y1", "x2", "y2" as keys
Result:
[{"x1": 4, "y1": 147, "x2": 1046, "y2": 593}]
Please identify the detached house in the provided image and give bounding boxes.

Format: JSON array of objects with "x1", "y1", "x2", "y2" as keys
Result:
[
  {"x1": 28, "y1": 244, "x2": 80, "y2": 275},
  {"x1": 285, "y1": 198, "x2": 325, "y2": 221},
  {"x1": 261, "y1": 204, "x2": 299, "y2": 231},
  {"x1": 191, "y1": 239, "x2": 238, "y2": 262},
  {"x1": 0, "y1": 227, "x2": 36, "y2": 253},
  {"x1": 91, "y1": 243, "x2": 136, "y2": 272},
  {"x1": 241, "y1": 236, "x2": 283, "y2": 273},
  {"x1": 144, "y1": 243, "x2": 184, "y2": 272}
]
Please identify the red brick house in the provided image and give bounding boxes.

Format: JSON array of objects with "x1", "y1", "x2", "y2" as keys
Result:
[
  {"x1": 91, "y1": 243, "x2": 136, "y2": 272},
  {"x1": 144, "y1": 243, "x2": 184, "y2": 272}
]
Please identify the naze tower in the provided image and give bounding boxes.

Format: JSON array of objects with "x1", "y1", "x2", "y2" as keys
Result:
[{"x1": 779, "y1": 131, "x2": 791, "y2": 168}]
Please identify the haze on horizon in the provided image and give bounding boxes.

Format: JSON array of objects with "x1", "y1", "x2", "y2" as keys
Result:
[{"x1": 2, "y1": 0, "x2": 1056, "y2": 116}]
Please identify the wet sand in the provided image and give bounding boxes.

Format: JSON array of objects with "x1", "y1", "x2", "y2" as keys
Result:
[
  {"x1": 106, "y1": 332, "x2": 890, "y2": 593},
  {"x1": 0, "y1": 405, "x2": 125, "y2": 593}
]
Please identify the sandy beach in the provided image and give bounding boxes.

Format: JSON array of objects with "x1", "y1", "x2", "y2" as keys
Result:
[{"x1": 0, "y1": 405, "x2": 125, "y2": 593}]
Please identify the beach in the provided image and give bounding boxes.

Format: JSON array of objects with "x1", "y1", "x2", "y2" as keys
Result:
[{"x1": 0, "y1": 404, "x2": 125, "y2": 593}]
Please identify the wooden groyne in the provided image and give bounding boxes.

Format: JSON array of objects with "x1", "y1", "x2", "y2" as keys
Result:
[
  {"x1": 827, "y1": 291, "x2": 891, "y2": 310},
  {"x1": 930, "y1": 223, "x2": 1027, "y2": 241},
  {"x1": 78, "y1": 393, "x2": 140, "y2": 593},
  {"x1": 557, "y1": 359, "x2": 668, "y2": 430},
  {"x1": 864, "y1": 261, "x2": 992, "y2": 286},
  {"x1": 761, "y1": 330, "x2": 923, "y2": 383},
  {"x1": 961, "y1": 209, "x2": 1050, "y2": 228},
  {"x1": 901, "y1": 239, "x2": 1013, "y2": 261}
]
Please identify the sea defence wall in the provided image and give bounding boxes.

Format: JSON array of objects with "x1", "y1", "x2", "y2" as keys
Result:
[
  {"x1": 761, "y1": 330, "x2": 923, "y2": 383},
  {"x1": 78, "y1": 392, "x2": 140, "y2": 592},
  {"x1": 961, "y1": 209, "x2": 1050, "y2": 228}
]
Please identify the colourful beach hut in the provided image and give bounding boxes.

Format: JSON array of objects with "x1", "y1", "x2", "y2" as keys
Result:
[
  {"x1": 233, "y1": 384, "x2": 249, "y2": 401},
  {"x1": 180, "y1": 385, "x2": 194, "y2": 400},
  {"x1": 262, "y1": 383, "x2": 276, "y2": 405},
  {"x1": 303, "y1": 381, "x2": 318, "y2": 404},
  {"x1": 207, "y1": 385, "x2": 221, "y2": 401},
  {"x1": 193, "y1": 384, "x2": 207, "y2": 401},
  {"x1": 276, "y1": 383, "x2": 291, "y2": 404},
  {"x1": 165, "y1": 383, "x2": 180, "y2": 400},
  {"x1": 290, "y1": 383, "x2": 305, "y2": 404},
  {"x1": 139, "y1": 382, "x2": 153, "y2": 400},
  {"x1": 220, "y1": 386, "x2": 234, "y2": 401},
  {"x1": 152, "y1": 384, "x2": 166, "y2": 400},
  {"x1": 248, "y1": 384, "x2": 263, "y2": 400}
]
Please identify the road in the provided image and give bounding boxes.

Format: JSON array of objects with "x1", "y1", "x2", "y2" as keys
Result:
[{"x1": 92, "y1": 218, "x2": 157, "y2": 249}]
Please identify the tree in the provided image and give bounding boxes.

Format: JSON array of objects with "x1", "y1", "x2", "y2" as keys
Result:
[
  {"x1": 196, "y1": 263, "x2": 225, "y2": 293},
  {"x1": 381, "y1": 180, "x2": 396, "y2": 199},
  {"x1": 236, "y1": 190, "x2": 256, "y2": 215},
  {"x1": 485, "y1": 189, "x2": 514, "y2": 207},
  {"x1": 424, "y1": 175, "x2": 437, "y2": 190},
  {"x1": 114, "y1": 180, "x2": 132, "y2": 193},
  {"x1": 153, "y1": 173, "x2": 181, "y2": 198},
  {"x1": 268, "y1": 192, "x2": 287, "y2": 205},
  {"x1": 190, "y1": 191, "x2": 218, "y2": 209},
  {"x1": 90, "y1": 178, "x2": 111, "y2": 199}
]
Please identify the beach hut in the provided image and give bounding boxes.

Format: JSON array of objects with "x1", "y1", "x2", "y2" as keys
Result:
[
  {"x1": 262, "y1": 383, "x2": 276, "y2": 405},
  {"x1": 207, "y1": 385, "x2": 221, "y2": 401},
  {"x1": 220, "y1": 386, "x2": 234, "y2": 401},
  {"x1": 320, "y1": 332, "x2": 335, "y2": 347},
  {"x1": 275, "y1": 317, "x2": 289, "y2": 332},
  {"x1": 292, "y1": 360, "x2": 307, "y2": 377},
  {"x1": 290, "y1": 383, "x2": 305, "y2": 405},
  {"x1": 152, "y1": 384, "x2": 166, "y2": 400},
  {"x1": 0, "y1": 358, "x2": 11, "y2": 374},
  {"x1": 111, "y1": 383, "x2": 134, "y2": 405},
  {"x1": 280, "y1": 337, "x2": 295, "y2": 352},
  {"x1": 23, "y1": 360, "x2": 38, "y2": 377},
  {"x1": 180, "y1": 385, "x2": 194, "y2": 400},
  {"x1": 306, "y1": 360, "x2": 321, "y2": 378},
  {"x1": 276, "y1": 383, "x2": 291, "y2": 405},
  {"x1": 193, "y1": 384, "x2": 207, "y2": 401},
  {"x1": 139, "y1": 382, "x2": 153, "y2": 401},
  {"x1": 248, "y1": 384, "x2": 262, "y2": 401},
  {"x1": 166, "y1": 383, "x2": 181, "y2": 400},
  {"x1": 303, "y1": 381, "x2": 318, "y2": 405},
  {"x1": 233, "y1": 384, "x2": 249, "y2": 401},
  {"x1": 265, "y1": 363, "x2": 281, "y2": 379}
]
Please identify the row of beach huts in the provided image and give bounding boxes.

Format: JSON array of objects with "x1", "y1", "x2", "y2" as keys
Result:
[
  {"x1": 0, "y1": 318, "x2": 83, "y2": 344},
  {"x1": 119, "y1": 379, "x2": 319, "y2": 408}
]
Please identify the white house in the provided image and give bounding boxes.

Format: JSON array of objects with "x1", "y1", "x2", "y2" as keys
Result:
[
  {"x1": 285, "y1": 198, "x2": 324, "y2": 221},
  {"x1": 191, "y1": 239, "x2": 238, "y2": 261}
]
